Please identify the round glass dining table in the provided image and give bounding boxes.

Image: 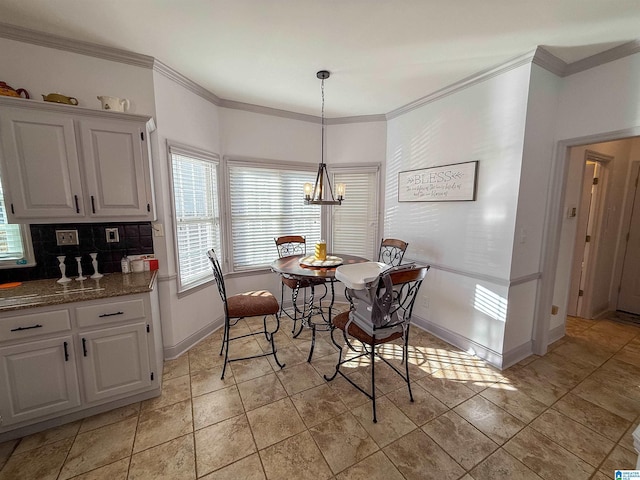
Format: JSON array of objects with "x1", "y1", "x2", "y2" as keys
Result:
[{"x1": 270, "y1": 253, "x2": 369, "y2": 362}]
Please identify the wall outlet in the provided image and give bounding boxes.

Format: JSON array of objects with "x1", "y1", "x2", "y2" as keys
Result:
[
  {"x1": 105, "y1": 228, "x2": 119, "y2": 243},
  {"x1": 551, "y1": 304, "x2": 559, "y2": 315},
  {"x1": 56, "y1": 229, "x2": 79, "y2": 246}
]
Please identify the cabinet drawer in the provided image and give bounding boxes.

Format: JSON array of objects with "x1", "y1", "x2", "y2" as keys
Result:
[
  {"x1": 76, "y1": 298, "x2": 146, "y2": 328},
  {"x1": 0, "y1": 310, "x2": 71, "y2": 342}
]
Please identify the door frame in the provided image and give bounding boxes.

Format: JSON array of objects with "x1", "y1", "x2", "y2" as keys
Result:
[{"x1": 533, "y1": 127, "x2": 640, "y2": 355}]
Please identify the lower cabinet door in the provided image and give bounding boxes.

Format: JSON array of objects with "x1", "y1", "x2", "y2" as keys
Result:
[
  {"x1": 79, "y1": 322, "x2": 151, "y2": 403},
  {"x1": 0, "y1": 336, "x2": 81, "y2": 426}
]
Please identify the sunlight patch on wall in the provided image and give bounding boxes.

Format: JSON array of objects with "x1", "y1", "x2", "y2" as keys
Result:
[{"x1": 474, "y1": 284, "x2": 507, "y2": 322}]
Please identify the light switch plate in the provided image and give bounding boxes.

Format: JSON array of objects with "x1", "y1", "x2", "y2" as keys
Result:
[
  {"x1": 56, "y1": 229, "x2": 79, "y2": 246},
  {"x1": 105, "y1": 228, "x2": 119, "y2": 243}
]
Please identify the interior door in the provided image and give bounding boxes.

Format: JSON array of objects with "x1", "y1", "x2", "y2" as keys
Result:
[
  {"x1": 567, "y1": 163, "x2": 596, "y2": 316},
  {"x1": 618, "y1": 162, "x2": 640, "y2": 314}
]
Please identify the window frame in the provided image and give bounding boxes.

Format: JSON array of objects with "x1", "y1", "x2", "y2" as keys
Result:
[
  {"x1": 0, "y1": 170, "x2": 35, "y2": 269},
  {"x1": 167, "y1": 141, "x2": 221, "y2": 294}
]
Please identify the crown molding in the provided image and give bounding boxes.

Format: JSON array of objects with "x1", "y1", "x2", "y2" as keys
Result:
[
  {"x1": 565, "y1": 39, "x2": 640, "y2": 76},
  {"x1": 0, "y1": 22, "x2": 154, "y2": 68},
  {"x1": 532, "y1": 46, "x2": 567, "y2": 76},
  {"x1": 152, "y1": 60, "x2": 222, "y2": 106},
  {"x1": 387, "y1": 49, "x2": 540, "y2": 120}
]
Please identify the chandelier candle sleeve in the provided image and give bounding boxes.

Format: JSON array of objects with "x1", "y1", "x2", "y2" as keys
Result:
[{"x1": 315, "y1": 240, "x2": 327, "y2": 261}]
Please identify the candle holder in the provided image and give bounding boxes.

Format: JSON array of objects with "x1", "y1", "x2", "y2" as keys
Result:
[
  {"x1": 75, "y1": 256, "x2": 87, "y2": 281},
  {"x1": 57, "y1": 256, "x2": 71, "y2": 284},
  {"x1": 90, "y1": 252, "x2": 103, "y2": 279}
]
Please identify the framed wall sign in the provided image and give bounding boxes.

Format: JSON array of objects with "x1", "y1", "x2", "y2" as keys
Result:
[{"x1": 398, "y1": 160, "x2": 478, "y2": 202}]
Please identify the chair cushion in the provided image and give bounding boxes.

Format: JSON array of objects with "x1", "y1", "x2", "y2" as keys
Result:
[
  {"x1": 332, "y1": 311, "x2": 403, "y2": 345},
  {"x1": 227, "y1": 290, "x2": 279, "y2": 318}
]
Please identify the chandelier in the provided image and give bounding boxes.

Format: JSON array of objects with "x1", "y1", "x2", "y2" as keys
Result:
[{"x1": 304, "y1": 70, "x2": 345, "y2": 205}]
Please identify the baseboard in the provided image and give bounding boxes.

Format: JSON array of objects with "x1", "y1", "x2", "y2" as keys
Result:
[
  {"x1": 411, "y1": 315, "x2": 505, "y2": 369},
  {"x1": 501, "y1": 341, "x2": 534, "y2": 369},
  {"x1": 548, "y1": 323, "x2": 566, "y2": 344},
  {"x1": 163, "y1": 316, "x2": 224, "y2": 360}
]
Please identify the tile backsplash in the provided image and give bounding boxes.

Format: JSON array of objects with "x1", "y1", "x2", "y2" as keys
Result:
[{"x1": 0, "y1": 221, "x2": 154, "y2": 283}]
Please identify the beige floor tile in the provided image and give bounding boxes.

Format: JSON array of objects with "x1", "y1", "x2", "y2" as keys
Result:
[
  {"x1": 133, "y1": 398, "x2": 193, "y2": 453},
  {"x1": 386, "y1": 382, "x2": 448, "y2": 426},
  {"x1": 415, "y1": 372, "x2": 476, "y2": 407},
  {"x1": 58, "y1": 417, "x2": 137, "y2": 480},
  {"x1": 246, "y1": 397, "x2": 306, "y2": 449},
  {"x1": 193, "y1": 385, "x2": 244, "y2": 430},
  {"x1": 454, "y1": 395, "x2": 525, "y2": 445},
  {"x1": 523, "y1": 354, "x2": 588, "y2": 390},
  {"x1": 551, "y1": 393, "x2": 631, "y2": 442},
  {"x1": 195, "y1": 414, "x2": 256, "y2": 477},
  {"x1": 190, "y1": 365, "x2": 236, "y2": 398},
  {"x1": 600, "y1": 443, "x2": 637, "y2": 472},
  {"x1": 504, "y1": 427, "x2": 594, "y2": 480},
  {"x1": 619, "y1": 419, "x2": 640, "y2": 452},
  {"x1": 573, "y1": 377, "x2": 640, "y2": 421},
  {"x1": 0, "y1": 437, "x2": 73, "y2": 480},
  {"x1": 66, "y1": 457, "x2": 130, "y2": 480},
  {"x1": 480, "y1": 381, "x2": 548, "y2": 423},
  {"x1": 0, "y1": 440, "x2": 18, "y2": 471},
  {"x1": 237, "y1": 372, "x2": 288, "y2": 411},
  {"x1": 141, "y1": 374, "x2": 191, "y2": 412},
  {"x1": 230, "y1": 356, "x2": 274, "y2": 383},
  {"x1": 384, "y1": 428, "x2": 465, "y2": 480},
  {"x1": 327, "y1": 371, "x2": 373, "y2": 409},
  {"x1": 311, "y1": 351, "x2": 341, "y2": 378},
  {"x1": 529, "y1": 409, "x2": 614, "y2": 466},
  {"x1": 260, "y1": 430, "x2": 332, "y2": 480},
  {"x1": 163, "y1": 353, "x2": 190, "y2": 380},
  {"x1": 351, "y1": 396, "x2": 416, "y2": 448},
  {"x1": 309, "y1": 411, "x2": 379, "y2": 474},
  {"x1": 550, "y1": 338, "x2": 612, "y2": 368},
  {"x1": 129, "y1": 433, "x2": 195, "y2": 480},
  {"x1": 592, "y1": 471, "x2": 612, "y2": 480},
  {"x1": 291, "y1": 383, "x2": 347, "y2": 427},
  {"x1": 422, "y1": 410, "x2": 498, "y2": 470},
  {"x1": 434, "y1": 364, "x2": 507, "y2": 393},
  {"x1": 189, "y1": 349, "x2": 225, "y2": 374},
  {"x1": 199, "y1": 452, "x2": 265, "y2": 480},
  {"x1": 276, "y1": 361, "x2": 325, "y2": 395},
  {"x1": 335, "y1": 450, "x2": 404, "y2": 480},
  {"x1": 266, "y1": 341, "x2": 307, "y2": 370},
  {"x1": 297, "y1": 336, "x2": 340, "y2": 360},
  {"x1": 79, "y1": 403, "x2": 141, "y2": 433},
  {"x1": 500, "y1": 367, "x2": 567, "y2": 406},
  {"x1": 13, "y1": 420, "x2": 81, "y2": 454},
  {"x1": 469, "y1": 448, "x2": 543, "y2": 480}
]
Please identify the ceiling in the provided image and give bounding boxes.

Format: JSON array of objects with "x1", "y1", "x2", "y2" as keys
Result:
[{"x1": 1, "y1": 0, "x2": 640, "y2": 117}]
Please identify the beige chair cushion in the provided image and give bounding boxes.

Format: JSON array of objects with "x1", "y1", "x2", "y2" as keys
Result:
[{"x1": 227, "y1": 290, "x2": 279, "y2": 318}]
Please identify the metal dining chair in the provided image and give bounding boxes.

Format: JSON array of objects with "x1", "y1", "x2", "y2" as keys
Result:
[
  {"x1": 378, "y1": 238, "x2": 409, "y2": 266},
  {"x1": 325, "y1": 263, "x2": 429, "y2": 422},
  {"x1": 274, "y1": 235, "x2": 328, "y2": 337},
  {"x1": 207, "y1": 249, "x2": 285, "y2": 379}
]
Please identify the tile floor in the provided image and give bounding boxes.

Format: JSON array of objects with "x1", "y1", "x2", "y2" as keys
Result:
[{"x1": 1, "y1": 310, "x2": 640, "y2": 479}]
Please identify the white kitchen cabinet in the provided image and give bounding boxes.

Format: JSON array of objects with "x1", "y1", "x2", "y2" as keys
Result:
[
  {"x1": 0, "y1": 288, "x2": 161, "y2": 441},
  {"x1": 0, "y1": 96, "x2": 155, "y2": 223},
  {"x1": 78, "y1": 322, "x2": 152, "y2": 403},
  {"x1": 0, "y1": 335, "x2": 81, "y2": 427}
]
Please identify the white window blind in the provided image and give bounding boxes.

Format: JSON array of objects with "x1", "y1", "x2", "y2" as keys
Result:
[
  {"x1": 0, "y1": 172, "x2": 34, "y2": 268},
  {"x1": 331, "y1": 168, "x2": 379, "y2": 261},
  {"x1": 170, "y1": 146, "x2": 220, "y2": 291},
  {"x1": 228, "y1": 161, "x2": 320, "y2": 271}
]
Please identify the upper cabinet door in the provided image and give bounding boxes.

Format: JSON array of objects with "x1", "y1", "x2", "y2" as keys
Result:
[
  {"x1": 0, "y1": 108, "x2": 84, "y2": 219},
  {"x1": 79, "y1": 118, "x2": 152, "y2": 219}
]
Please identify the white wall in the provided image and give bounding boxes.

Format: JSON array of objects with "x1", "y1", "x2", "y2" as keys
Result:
[
  {"x1": 386, "y1": 64, "x2": 532, "y2": 365},
  {"x1": 0, "y1": 38, "x2": 155, "y2": 115}
]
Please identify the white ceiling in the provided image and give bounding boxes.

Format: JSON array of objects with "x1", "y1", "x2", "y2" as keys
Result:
[{"x1": 1, "y1": 0, "x2": 639, "y2": 117}]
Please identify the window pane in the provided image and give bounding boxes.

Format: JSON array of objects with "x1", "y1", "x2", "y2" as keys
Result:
[
  {"x1": 0, "y1": 170, "x2": 33, "y2": 266},
  {"x1": 170, "y1": 149, "x2": 220, "y2": 290},
  {"x1": 228, "y1": 163, "x2": 320, "y2": 270}
]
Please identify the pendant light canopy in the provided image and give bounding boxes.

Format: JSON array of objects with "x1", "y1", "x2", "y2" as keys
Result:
[{"x1": 304, "y1": 70, "x2": 345, "y2": 205}]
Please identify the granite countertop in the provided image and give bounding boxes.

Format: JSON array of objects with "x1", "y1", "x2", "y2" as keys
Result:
[{"x1": 0, "y1": 271, "x2": 157, "y2": 313}]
